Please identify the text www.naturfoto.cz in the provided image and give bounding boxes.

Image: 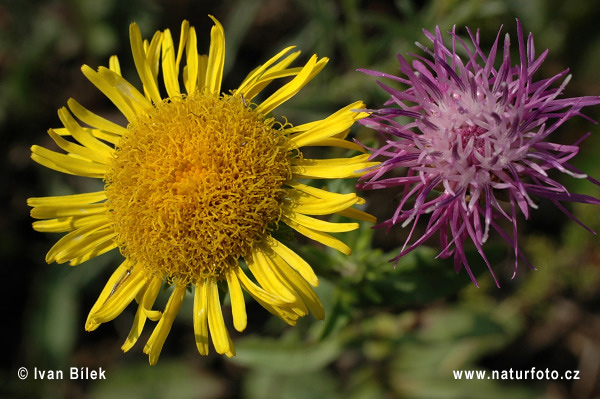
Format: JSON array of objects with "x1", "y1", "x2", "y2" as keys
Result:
[{"x1": 453, "y1": 368, "x2": 580, "y2": 381}]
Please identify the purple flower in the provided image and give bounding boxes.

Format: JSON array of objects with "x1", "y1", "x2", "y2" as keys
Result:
[{"x1": 358, "y1": 20, "x2": 600, "y2": 286}]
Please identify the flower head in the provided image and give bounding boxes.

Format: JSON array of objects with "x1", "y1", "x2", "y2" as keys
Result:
[
  {"x1": 29, "y1": 17, "x2": 376, "y2": 364},
  {"x1": 358, "y1": 20, "x2": 600, "y2": 286}
]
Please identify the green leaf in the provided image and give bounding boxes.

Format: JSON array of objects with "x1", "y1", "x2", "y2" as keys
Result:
[{"x1": 230, "y1": 335, "x2": 342, "y2": 374}]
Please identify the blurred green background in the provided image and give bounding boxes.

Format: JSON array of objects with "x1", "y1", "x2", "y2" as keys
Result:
[{"x1": 2, "y1": 0, "x2": 600, "y2": 398}]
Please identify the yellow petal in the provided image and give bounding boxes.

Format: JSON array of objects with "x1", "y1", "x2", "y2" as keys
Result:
[
  {"x1": 236, "y1": 46, "x2": 297, "y2": 97},
  {"x1": 233, "y1": 266, "x2": 291, "y2": 306},
  {"x1": 161, "y1": 28, "x2": 181, "y2": 98},
  {"x1": 255, "y1": 55, "x2": 327, "y2": 115},
  {"x1": 290, "y1": 101, "x2": 366, "y2": 148},
  {"x1": 257, "y1": 250, "x2": 308, "y2": 318},
  {"x1": 57, "y1": 107, "x2": 114, "y2": 155},
  {"x1": 282, "y1": 215, "x2": 352, "y2": 255},
  {"x1": 285, "y1": 190, "x2": 359, "y2": 215},
  {"x1": 81, "y1": 65, "x2": 137, "y2": 122},
  {"x1": 121, "y1": 276, "x2": 163, "y2": 352},
  {"x1": 31, "y1": 145, "x2": 106, "y2": 177},
  {"x1": 266, "y1": 237, "x2": 318, "y2": 287},
  {"x1": 207, "y1": 278, "x2": 235, "y2": 356},
  {"x1": 45, "y1": 219, "x2": 113, "y2": 263},
  {"x1": 32, "y1": 214, "x2": 108, "y2": 233},
  {"x1": 144, "y1": 285, "x2": 187, "y2": 365},
  {"x1": 108, "y1": 55, "x2": 121, "y2": 75},
  {"x1": 184, "y1": 26, "x2": 198, "y2": 94},
  {"x1": 205, "y1": 15, "x2": 225, "y2": 95},
  {"x1": 284, "y1": 209, "x2": 359, "y2": 233},
  {"x1": 291, "y1": 155, "x2": 376, "y2": 179},
  {"x1": 248, "y1": 248, "x2": 298, "y2": 303},
  {"x1": 68, "y1": 237, "x2": 118, "y2": 266},
  {"x1": 67, "y1": 98, "x2": 127, "y2": 136},
  {"x1": 85, "y1": 260, "x2": 132, "y2": 331},
  {"x1": 89, "y1": 266, "x2": 147, "y2": 324},
  {"x1": 30, "y1": 201, "x2": 106, "y2": 219},
  {"x1": 129, "y1": 22, "x2": 162, "y2": 104},
  {"x1": 226, "y1": 269, "x2": 247, "y2": 332},
  {"x1": 47, "y1": 129, "x2": 108, "y2": 165},
  {"x1": 269, "y1": 253, "x2": 324, "y2": 320},
  {"x1": 28, "y1": 191, "x2": 106, "y2": 208},
  {"x1": 336, "y1": 207, "x2": 377, "y2": 223},
  {"x1": 238, "y1": 53, "x2": 302, "y2": 101},
  {"x1": 145, "y1": 30, "x2": 163, "y2": 86},
  {"x1": 193, "y1": 278, "x2": 209, "y2": 356}
]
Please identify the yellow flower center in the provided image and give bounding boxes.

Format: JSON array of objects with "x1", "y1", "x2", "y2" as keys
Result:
[{"x1": 105, "y1": 93, "x2": 291, "y2": 284}]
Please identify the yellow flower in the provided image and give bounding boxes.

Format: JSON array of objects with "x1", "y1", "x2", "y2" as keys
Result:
[{"x1": 28, "y1": 16, "x2": 376, "y2": 365}]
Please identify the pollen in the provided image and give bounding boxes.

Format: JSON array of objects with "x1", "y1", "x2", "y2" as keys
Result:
[{"x1": 104, "y1": 93, "x2": 292, "y2": 284}]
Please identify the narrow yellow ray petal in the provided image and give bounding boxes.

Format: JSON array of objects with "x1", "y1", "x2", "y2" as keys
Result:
[
  {"x1": 45, "y1": 219, "x2": 113, "y2": 264},
  {"x1": 207, "y1": 278, "x2": 235, "y2": 356},
  {"x1": 57, "y1": 107, "x2": 114, "y2": 155},
  {"x1": 238, "y1": 54, "x2": 302, "y2": 101},
  {"x1": 31, "y1": 145, "x2": 106, "y2": 177},
  {"x1": 47, "y1": 129, "x2": 109, "y2": 165},
  {"x1": 205, "y1": 15, "x2": 225, "y2": 95},
  {"x1": 258, "y1": 251, "x2": 308, "y2": 317},
  {"x1": 122, "y1": 276, "x2": 163, "y2": 352},
  {"x1": 144, "y1": 285, "x2": 186, "y2": 365},
  {"x1": 284, "y1": 210, "x2": 359, "y2": 233},
  {"x1": 337, "y1": 207, "x2": 377, "y2": 223},
  {"x1": 68, "y1": 238, "x2": 118, "y2": 266},
  {"x1": 233, "y1": 266, "x2": 292, "y2": 306},
  {"x1": 67, "y1": 98, "x2": 127, "y2": 136},
  {"x1": 269, "y1": 253, "x2": 324, "y2": 320},
  {"x1": 295, "y1": 153, "x2": 371, "y2": 166},
  {"x1": 108, "y1": 55, "x2": 121, "y2": 75},
  {"x1": 28, "y1": 191, "x2": 106, "y2": 208},
  {"x1": 122, "y1": 277, "x2": 163, "y2": 353},
  {"x1": 290, "y1": 102, "x2": 366, "y2": 148},
  {"x1": 98, "y1": 66, "x2": 154, "y2": 115},
  {"x1": 255, "y1": 55, "x2": 327, "y2": 115},
  {"x1": 51, "y1": 126, "x2": 121, "y2": 146},
  {"x1": 145, "y1": 30, "x2": 163, "y2": 85},
  {"x1": 193, "y1": 278, "x2": 209, "y2": 356},
  {"x1": 226, "y1": 269, "x2": 247, "y2": 332},
  {"x1": 291, "y1": 155, "x2": 376, "y2": 179},
  {"x1": 283, "y1": 215, "x2": 352, "y2": 255},
  {"x1": 30, "y1": 202, "x2": 106, "y2": 219},
  {"x1": 235, "y1": 46, "x2": 297, "y2": 98},
  {"x1": 85, "y1": 261, "x2": 132, "y2": 331},
  {"x1": 266, "y1": 236, "x2": 318, "y2": 287},
  {"x1": 161, "y1": 28, "x2": 181, "y2": 98},
  {"x1": 285, "y1": 190, "x2": 359, "y2": 215},
  {"x1": 86, "y1": 129, "x2": 121, "y2": 146},
  {"x1": 175, "y1": 20, "x2": 189, "y2": 71},
  {"x1": 248, "y1": 248, "x2": 298, "y2": 303},
  {"x1": 306, "y1": 137, "x2": 365, "y2": 152},
  {"x1": 81, "y1": 65, "x2": 137, "y2": 122},
  {"x1": 129, "y1": 22, "x2": 162, "y2": 104},
  {"x1": 53, "y1": 227, "x2": 116, "y2": 264},
  {"x1": 32, "y1": 214, "x2": 108, "y2": 233},
  {"x1": 286, "y1": 181, "x2": 349, "y2": 201},
  {"x1": 285, "y1": 101, "x2": 366, "y2": 134},
  {"x1": 89, "y1": 266, "x2": 147, "y2": 324},
  {"x1": 184, "y1": 26, "x2": 198, "y2": 94}
]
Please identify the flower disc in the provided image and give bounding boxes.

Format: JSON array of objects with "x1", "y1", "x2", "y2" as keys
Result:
[{"x1": 105, "y1": 94, "x2": 291, "y2": 283}]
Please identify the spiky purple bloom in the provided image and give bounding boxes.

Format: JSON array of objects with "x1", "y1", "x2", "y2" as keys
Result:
[{"x1": 358, "y1": 20, "x2": 600, "y2": 286}]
